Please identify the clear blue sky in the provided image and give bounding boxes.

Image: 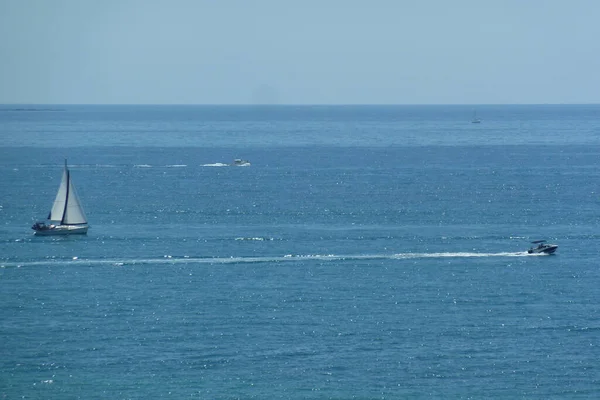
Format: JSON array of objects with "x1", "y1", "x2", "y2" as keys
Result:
[{"x1": 1, "y1": 0, "x2": 598, "y2": 104}]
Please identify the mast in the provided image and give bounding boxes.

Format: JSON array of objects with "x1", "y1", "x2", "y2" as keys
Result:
[{"x1": 61, "y1": 159, "x2": 69, "y2": 225}]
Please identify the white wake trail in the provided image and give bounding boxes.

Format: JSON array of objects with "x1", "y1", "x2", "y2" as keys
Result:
[{"x1": 1, "y1": 251, "x2": 545, "y2": 268}]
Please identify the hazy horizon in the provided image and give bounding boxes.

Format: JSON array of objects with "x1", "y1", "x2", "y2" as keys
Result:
[
  {"x1": 2, "y1": 0, "x2": 599, "y2": 105},
  {"x1": 2, "y1": 102, "x2": 599, "y2": 106}
]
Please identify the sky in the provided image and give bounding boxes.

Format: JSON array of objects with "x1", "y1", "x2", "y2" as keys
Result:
[{"x1": 0, "y1": 0, "x2": 599, "y2": 104}]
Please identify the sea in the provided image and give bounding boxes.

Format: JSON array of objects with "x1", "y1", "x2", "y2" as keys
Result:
[{"x1": 1, "y1": 104, "x2": 600, "y2": 399}]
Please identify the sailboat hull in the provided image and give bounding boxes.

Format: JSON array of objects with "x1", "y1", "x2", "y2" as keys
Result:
[{"x1": 33, "y1": 224, "x2": 89, "y2": 236}]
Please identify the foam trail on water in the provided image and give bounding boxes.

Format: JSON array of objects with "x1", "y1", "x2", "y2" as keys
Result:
[
  {"x1": 0, "y1": 251, "x2": 545, "y2": 268},
  {"x1": 392, "y1": 251, "x2": 536, "y2": 259}
]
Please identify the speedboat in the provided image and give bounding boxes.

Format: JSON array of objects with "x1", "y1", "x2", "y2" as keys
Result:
[
  {"x1": 232, "y1": 159, "x2": 251, "y2": 166},
  {"x1": 527, "y1": 240, "x2": 558, "y2": 255}
]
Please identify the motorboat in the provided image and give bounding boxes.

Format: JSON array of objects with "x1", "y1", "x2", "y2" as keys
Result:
[
  {"x1": 527, "y1": 240, "x2": 557, "y2": 255},
  {"x1": 232, "y1": 159, "x2": 251, "y2": 166}
]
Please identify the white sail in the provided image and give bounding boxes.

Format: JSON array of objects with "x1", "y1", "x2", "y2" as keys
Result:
[
  {"x1": 62, "y1": 176, "x2": 87, "y2": 224},
  {"x1": 49, "y1": 166, "x2": 69, "y2": 222},
  {"x1": 48, "y1": 162, "x2": 87, "y2": 225}
]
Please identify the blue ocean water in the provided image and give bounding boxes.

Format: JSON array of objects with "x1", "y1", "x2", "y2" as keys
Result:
[{"x1": 1, "y1": 104, "x2": 600, "y2": 398}]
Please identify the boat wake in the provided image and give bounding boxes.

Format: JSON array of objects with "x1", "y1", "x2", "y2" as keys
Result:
[
  {"x1": 1, "y1": 251, "x2": 546, "y2": 268},
  {"x1": 7, "y1": 163, "x2": 247, "y2": 169}
]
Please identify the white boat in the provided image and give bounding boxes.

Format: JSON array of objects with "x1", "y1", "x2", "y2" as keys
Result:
[
  {"x1": 232, "y1": 159, "x2": 251, "y2": 166},
  {"x1": 471, "y1": 110, "x2": 481, "y2": 123},
  {"x1": 32, "y1": 160, "x2": 89, "y2": 236}
]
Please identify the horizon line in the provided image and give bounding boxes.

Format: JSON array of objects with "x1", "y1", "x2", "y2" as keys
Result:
[{"x1": 1, "y1": 102, "x2": 599, "y2": 107}]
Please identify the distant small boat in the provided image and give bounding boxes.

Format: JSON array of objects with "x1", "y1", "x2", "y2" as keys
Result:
[
  {"x1": 527, "y1": 240, "x2": 558, "y2": 255},
  {"x1": 232, "y1": 159, "x2": 251, "y2": 166},
  {"x1": 32, "y1": 160, "x2": 89, "y2": 236},
  {"x1": 471, "y1": 110, "x2": 481, "y2": 124}
]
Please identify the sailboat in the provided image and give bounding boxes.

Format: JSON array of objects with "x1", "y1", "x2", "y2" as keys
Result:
[
  {"x1": 32, "y1": 160, "x2": 89, "y2": 236},
  {"x1": 471, "y1": 110, "x2": 481, "y2": 123}
]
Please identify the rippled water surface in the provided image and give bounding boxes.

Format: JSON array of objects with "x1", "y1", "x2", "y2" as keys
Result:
[{"x1": 1, "y1": 105, "x2": 600, "y2": 398}]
